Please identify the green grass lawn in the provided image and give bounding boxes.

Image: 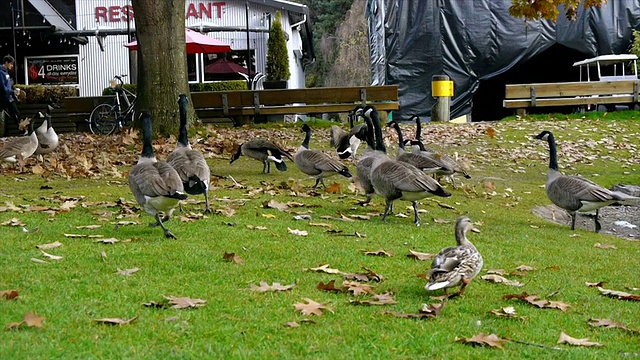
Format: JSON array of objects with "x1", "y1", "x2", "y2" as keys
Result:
[{"x1": 1, "y1": 115, "x2": 639, "y2": 359}]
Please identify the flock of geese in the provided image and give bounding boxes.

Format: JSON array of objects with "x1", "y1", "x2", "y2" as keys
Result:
[{"x1": 1, "y1": 101, "x2": 639, "y2": 298}]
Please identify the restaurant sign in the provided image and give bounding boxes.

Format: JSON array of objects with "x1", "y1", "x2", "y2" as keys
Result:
[{"x1": 25, "y1": 56, "x2": 79, "y2": 85}]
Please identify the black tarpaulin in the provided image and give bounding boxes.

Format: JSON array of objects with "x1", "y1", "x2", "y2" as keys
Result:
[{"x1": 366, "y1": 0, "x2": 640, "y2": 121}]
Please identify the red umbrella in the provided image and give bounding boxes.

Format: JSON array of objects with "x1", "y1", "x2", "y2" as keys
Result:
[
  {"x1": 203, "y1": 59, "x2": 248, "y2": 75},
  {"x1": 124, "y1": 28, "x2": 231, "y2": 54}
]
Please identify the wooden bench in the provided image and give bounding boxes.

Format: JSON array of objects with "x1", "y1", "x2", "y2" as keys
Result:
[{"x1": 503, "y1": 80, "x2": 640, "y2": 114}]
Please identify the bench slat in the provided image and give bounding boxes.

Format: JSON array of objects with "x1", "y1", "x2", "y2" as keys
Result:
[
  {"x1": 504, "y1": 95, "x2": 636, "y2": 108},
  {"x1": 505, "y1": 81, "x2": 639, "y2": 99}
]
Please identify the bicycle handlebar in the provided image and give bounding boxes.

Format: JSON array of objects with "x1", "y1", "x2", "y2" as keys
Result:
[{"x1": 113, "y1": 75, "x2": 128, "y2": 85}]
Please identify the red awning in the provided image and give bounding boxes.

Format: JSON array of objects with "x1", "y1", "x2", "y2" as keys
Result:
[
  {"x1": 203, "y1": 59, "x2": 248, "y2": 75},
  {"x1": 124, "y1": 28, "x2": 231, "y2": 54}
]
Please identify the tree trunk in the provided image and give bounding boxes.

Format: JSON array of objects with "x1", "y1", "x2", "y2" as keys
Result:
[{"x1": 131, "y1": 0, "x2": 196, "y2": 136}]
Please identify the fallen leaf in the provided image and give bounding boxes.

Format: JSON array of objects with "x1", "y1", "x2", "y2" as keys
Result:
[
  {"x1": 93, "y1": 315, "x2": 139, "y2": 325},
  {"x1": 486, "y1": 269, "x2": 506, "y2": 276},
  {"x1": 284, "y1": 322, "x2": 300, "y2": 328},
  {"x1": 287, "y1": 228, "x2": 308, "y2": 236},
  {"x1": 304, "y1": 264, "x2": 344, "y2": 275},
  {"x1": 250, "y1": 281, "x2": 296, "y2": 292},
  {"x1": 486, "y1": 127, "x2": 496, "y2": 139},
  {"x1": 433, "y1": 218, "x2": 450, "y2": 224},
  {"x1": 588, "y1": 318, "x2": 639, "y2": 334},
  {"x1": 406, "y1": 250, "x2": 436, "y2": 261},
  {"x1": 438, "y1": 203, "x2": 456, "y2": 210},
  {"x1": 557, "y1": 332, "x2": 603, "y2": 347},
  {"x1": 64, "y1": 233, "x2": 104, "y2": 238},
  {"x1": 261, "y1": 213, "x2": 277, "y2": 219},
  {"x1": 6, "y1": 312, "x2": 45, "y2": 330},
  {"x1": 515, "y1": 265, "x2": 535, "y2": 271},
  {"x1": 309, "y1": 222, "x2": 332, "y2": 228},
  {"x1": 246, "y1": 225, "x2": 267, "y2": 230},
  {"x1": 384, "y1": 301, "x2": 446, "y2": 320},
  {"x1": 342, "y1": 281, "x2": 376, "y2": 296},
  {"x1": 40, "y1": 251, "x2": 63, "y2": 261},
  {"x1": 263, "y1": 200, "x2": 288, "y2": 212},
  {"x1": 456, "y1": 333, "x2": 508, "y2": 349},
  {"x1": 59, "y1": 200, "x2": 78, "y2": 212},
  {"x1": 349, "y1": 214, "x2": 371, "y2": 220},
  {"x1": 481, "y1": 274, "x2": 524, "y2": 287},
  {"x1": 95, "y1": 238, "x2": 119, "y2": 244},
  {"x1": 343, "y1": 267, "x2": 383, "y2": 282},
  {"x1": 597, "y1": 287, "x2": 640, "y2": 301},
  {"x1": 223, "y1": 252, "x2": 244, "y2": 265},
  {"x1": 76, "y1": 225, "x2": 102, "y2": 230},
  {"x1": 489, "y1": 306, "x2": 527, "y2": 320},
  {"x1": 293, "y1": 298, "x2": 334, "y2": 316},
  {"x1": 350, "y1": 292, "x2": 397, "y2": 305},
  {"x1": 163, "y1": 295, "x2": 206, "y2": 309},
  {"x1": 30, "y1": 258, "x2": 48, "y2": 264},
  {"x1": 116, "y1": 267, "x2": 140, "y2": 276},
  {"x1": 2, "y1": 218, "x2": 25, "y2": 227},
  {"x1": 35, "y1": 241, "x2": 62, "y2": 250},
  {"x1": 594, "y1": 243, "x2": 617, "y2": 249},
  {"x1": 585, "y1": 281, "x2": 607, "y2": 287},
  {"x1": 1, "y1": 290, "x2": 19, "y2": 300},
  {"x1": 503, "y1": 292, "x2": 570, "y2": 311},
  {"x1": 316, "y1": 280, "x2": 344, "y2": 293},
  {"x1": 325, "y1": 183, "x2": 341, "y2": 194},
  {"x1": 360, "y1": 249, "x2": 394, "y2": 257}
]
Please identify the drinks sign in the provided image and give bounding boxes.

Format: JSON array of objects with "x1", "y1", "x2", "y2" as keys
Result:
[{"x1": 26, "y1": 56, "x2": 79, "y2": 85}]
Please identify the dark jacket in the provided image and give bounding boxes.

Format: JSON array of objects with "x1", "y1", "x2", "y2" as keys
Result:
[{"x1": 0, "y1": 66, "x2": 14, "y2": 106}]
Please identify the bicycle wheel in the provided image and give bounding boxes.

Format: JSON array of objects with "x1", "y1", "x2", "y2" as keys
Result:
[{"x1": 89, "y1": 103, "x2": 119, "y2": 135}]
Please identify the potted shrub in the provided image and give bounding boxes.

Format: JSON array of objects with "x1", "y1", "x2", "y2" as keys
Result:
[{"x1": 264, "y1": 11, "x2": 290, "y2": 89}]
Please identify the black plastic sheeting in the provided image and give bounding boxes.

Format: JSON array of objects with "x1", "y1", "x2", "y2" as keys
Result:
[{"x1": 366, "y1": 0, "x2": 640, "y2": 121}]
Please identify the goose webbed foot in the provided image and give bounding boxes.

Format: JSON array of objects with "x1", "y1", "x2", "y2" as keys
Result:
[
  {"x1": 357, "y1": 195, "x2": 372, "y2": 206},
  {"x1": 203, "y1": 192, "x2": 211, "y2": 214},
  {"x1": 154, "y1": 214, "x2": 177, "y2": 239},
  {"x1": 381, "y1": 201, "x2": 393, "y2": 222},
  {"x1": 412, "y1": 201, "x2": 421, "y2": 226},
  {"x1": 448, "y1": 279, "x2": 470, "y2": 299},
  {"x1": 594, "y1": 209, "x2": 601, "y2": 233},
  {"x1": 163, "y1": 229, "x2": 177, "y2": 239}
]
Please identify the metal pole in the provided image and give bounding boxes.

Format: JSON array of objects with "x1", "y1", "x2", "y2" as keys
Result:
[
  {"x1": 127, "y1": 0, "x2": 132, "y2": 83},
  {"x1": 10, "y1": 1, "x2": 18, "y2": 84},
  {"x1": 245, "y1": 0, "x2": 252, "y2": 88}
]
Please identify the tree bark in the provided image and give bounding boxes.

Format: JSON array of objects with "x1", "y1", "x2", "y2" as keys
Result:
[{"x1": 131, "y1": 0, "x2": 196, "y2": 136}]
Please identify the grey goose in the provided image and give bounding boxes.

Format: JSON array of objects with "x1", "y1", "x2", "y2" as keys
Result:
[
  {"x1": 35, "y1": 104, "x2": 59, "y2": 156},
  {"x1": 295, "y1": 123, "x2": 352, "y2": 189},
  {"x1": 167, "y1": 94, "x2": 211, "y2": 213},
  {"x1": 330, "y1": 106, "x2": 367, "y2": 160},
  {"x1": 355, "y1": 106, "x2": 389, "y2": 206},
  {"x1": 230, "y1": 138, "x2": 293, "y2": 174},
  {"x1": 129, "y1": 110, "x2": 187, "y2": 239},
  {"x1": 0, "y1": 115, "x2": 39, "y2": 172},
  {"x1": 534, "y1": 130, "x2": 639, "y2": 232}
]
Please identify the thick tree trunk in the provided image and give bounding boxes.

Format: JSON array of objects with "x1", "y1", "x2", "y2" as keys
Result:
[{"x1": 131, "y1": 0, "x2": 196, "y2": 136}]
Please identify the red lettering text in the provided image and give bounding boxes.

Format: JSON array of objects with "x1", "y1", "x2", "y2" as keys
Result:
[
  {"x1": 185, "y1": 2, "x2": 226, "y2": 19},
  {"x1": 186, "y1": 4, "x2": 199, "y2": 19},
  {"x1": 213, "y1": 2, "x2": 225, "y2": 18},
  {"x1": 199, "y1": 3, "x2": 211, "y2": 19},
  {"x1": 122, "y1": 5, "x2": 134, "y2": 21},
  {"x1": 95, "y1": 7, "x2": 107, "y2": 22},
  {"x1": 109, "y1": 6, "x2": 120, "y2": 22}
]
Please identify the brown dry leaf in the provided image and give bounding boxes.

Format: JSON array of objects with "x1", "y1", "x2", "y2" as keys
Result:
[
  {"x1": 250, "y1": 281, "x2": 296, "y2": 293},
  {"x1": 293, "y1": 298, "x2": 334, "y2": 316},
  {"x1": 215, "y1": 207, "x2": 236, "y2": 217},
  {"x1": 546, "y1": 265, "x2": 561, "y2": 270},
  {"x1": 284, "y1": 321, "x2": 300, "y2": 328},
  {"x1": 309, "y1": 222, "x2": 332, "y2": 228},
  {"x1": 304, "y1": 264, "x2": 344, "y2": 275},
  {"x1": 316, "y1": 280, "x2": 344, "y2": 293},
  {"x1": 1, "y1": 290, "x2": 19, "y2": 300},
  {"x1": 360, "y1": 249, "x2": 394, "y2": 257},
  {"x1": 407, "y1": 250, "x2": 436, "y2": 261},
  {"x1": 489, "y1": 306, "x2": 527, "y2": 320},
  {"x1": 481, "y1": 274, "x2": 524, "y2": 287},
  {"x1": 40, "y1": 251, "x2": 63, "y2": 261},
  {"x1": 350, "y1": 292, "x2": 397, "y2": 305},
  {"x1": 261, "y1": 213, "x2": 277, "y2": 219},
  {"x1": 597, "y1": 287, "x2": 640, "y2": 301},
  {"x1": 384, "y1": 301, "x2": 446, "y2": 320},
  {"x1": 95, "y1": 238, "x2": 119, "y2": 244},
  {"x1": 6, "y1": 312, "x2": 45, "y2": 330},
  {"x1": 456, "y1": 333, "x2": 508, "y2": 349},
  {"x1": 433, "y1": 218, "x2": 450, "y2": 224},
  {"x1": 594, "y1": 243, "x2": 617, "y2": 249},
  {"x1": 515, "y1": 265, "x2": 535, "y2": 271},
  {"x1": 116, "y1": 267, "x2": 140, "y2": 276},
  {"x1": 585, "y1": 281, "x2": 607, "y2": 287},
  {"x1": 59, "y1": 200, "x2": 78, "y2": 212},
  {"x1": 325, "y1": 183, "x2": 341, "y2": 194},
  {"x1": 246, "y1": 225, "x2": 268, "y2": 230},
  {"x1": 342, "y1": 281, "x2": 376, "y2": 296},
  {"x1": 76, "y1": 225, "x2": 102, "y2": 230},
  {"x1": 2, "y1": 218, "x2": 25, "y2": 227},
  {"x1": 588, "y1": 318, "x2": 639, "y2": 334},
  {"x1": 287, "y1": 228, "x2": 308, "y2": 236},
  {"x1": 486, "y1": 127, "x2": 496, "y2": 139},
  {"x1": 437, "y1": 203, "x2": 456, "y2": 210},
  {"x1": 93, "y1": 315, "x2": 139, "y2": 325},
  {"x1": 349, "y1": 214, "x2": 371, "y2": 220},
  {"x1": 486, "y1": 269, "x2": 506, "y2": 276},
  {"x1": 163, "y1": 295, "x2": 206, "y2": 309},
  {"x1": 30, "y1": 258, "x2": 48, "y2": 264},
  {"x1": 263, "y1": 200, "x2": 289, "y2": 212},
  {"x1": 223, "y1": 252, "x2": 244, "y2": 265},
  {"x1": 502, "y1": 292, "x2": 570, "y2": 311},
  {"x1": 557, "y1": 332, "x2": 603, "y2": 347},
  {"x1": 343, "y1": 267, "x2": 384, "y2": 282}
]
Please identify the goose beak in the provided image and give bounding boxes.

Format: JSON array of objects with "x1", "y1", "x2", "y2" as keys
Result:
[{"x1": 471, "y1": 228, "x2": 481, "y2": 233}]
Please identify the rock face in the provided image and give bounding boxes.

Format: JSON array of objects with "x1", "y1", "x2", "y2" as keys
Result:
[{"x1": 611, "y1": 184, "x2": 640, "y2": 197}]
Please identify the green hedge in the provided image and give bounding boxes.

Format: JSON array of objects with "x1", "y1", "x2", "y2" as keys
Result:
[
  {"x1": 101, "y1": 81, "x2": 247, "y2": 95},
  {"x1": 14, "y1": 85, "x2": 78, "y2": 104}
]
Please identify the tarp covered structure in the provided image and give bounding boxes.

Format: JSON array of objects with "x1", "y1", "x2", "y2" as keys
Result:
[{"x1": 366, "y1": 0, "x2": 640, "y2": 121}]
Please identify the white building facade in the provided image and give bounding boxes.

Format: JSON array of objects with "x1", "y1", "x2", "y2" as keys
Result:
[{"x1": 74, "y1": 0, "x2": 313, "y2": 96}]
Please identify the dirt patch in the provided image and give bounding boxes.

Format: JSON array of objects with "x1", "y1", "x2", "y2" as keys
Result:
[{"x1": 533, "y1": 204, "x2": 640, "y2": 240}]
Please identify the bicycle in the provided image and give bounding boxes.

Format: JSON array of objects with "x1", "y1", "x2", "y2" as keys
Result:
[{"x1": 88, "y1": 75, "x2": 137, "y2": 135}]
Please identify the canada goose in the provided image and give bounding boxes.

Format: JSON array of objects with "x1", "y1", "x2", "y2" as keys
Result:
[
  {"x1": 295, "y1": 123, "x2": 352, "y2": 189},
  {"x1": 230, "y1": 139, "x2": 293, "y2": 174},
  {"x1": 534, "y1": 130, "x2": 639, "y2": 232},
  {"x1": 368, "y1": 107, "x2": 451, "y2": 226},
  {"x1": 425, "y1": 217, "x2": 483, "y2": 298},
  {"x1": 330, "y1": 106, "x2": 367, "y2": 160},
  {"x1": 387, "y1": 119, "x2": 449, "y2": 175},
  {"x1": 411, "y1": 116, "x2": 471, "y2": 188},
  {"x1": 167, "y1": 94, "x2": 211, "y2": 213},
  {"x1": 35, "y1": 104, "x2": 59, "y2": 156},
  {"x1": 0, "y1": 115, "x2": 39, "y2": 172},
  {"x1": 355, "y1": 106, "x2": 389, "y2": 205},
  {"x1": 129, "y1": 110, "x2": 188, "y2": 239}
]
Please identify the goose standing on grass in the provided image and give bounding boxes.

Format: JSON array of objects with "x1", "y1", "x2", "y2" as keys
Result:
[
  {"x1": 387, "y1": 119, "x2": 449, "y2": 175},
  {"x1": 295, "y1": 123, "x2": 352, "y2": 189},
  {"x1": 534, "y1": 130, "x2": 639, "y2": 232},
  {"x1": 330, "y1": 106, "x2": 367, "y2": 160},
  {"x1": 167, "y1": 94, "x2": 211, "y2": 213},
  {"x1": 35, "y1": 103, "x2": 59, "y2": 158},
  {"x1": 230, "y1": 139, "x2": 293, "y2": 174},
  {"x1": 368, "y1": 107, "x2": 451, "y2": 226},
  {"x1": 0, "y1": 115, "x2": 38, "y2": 172},
  {"x1": 426, "y1": 217, "x2": 483, "y2": 298},
  {"x1": 356, "y1": 106, "x2": 388, "y2": 205},
  {"x1": 411, "y1": 115, "x2": 471, "y2": 188},
  {"x1": 129, "y1": 110, "x2": 187, "y2": 239}
]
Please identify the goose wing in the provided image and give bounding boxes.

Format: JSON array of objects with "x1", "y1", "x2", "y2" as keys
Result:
[
  {"x1": 330, "y1": 125, "x2": 348, "y2": 148},
  {"x1": 167, "y1": 148, "x2": 210, "y2": 183},
  {"x1": 0, "y1": 136, "x2": 37, "y2": 159},
  {"x1": 129, "y1": 162, "x2": 184, "y2": 199},
  {"x1": 298, "y1": 150, "x2": 347, "y2": 173},
  {"x1": 245, "y1": 139, "x2": 293, "y2": 160},
  {"x1": 554, "y1": 175, "x2": 618, "y2": 202},
  {"x1": 379, "y1": 161, "x2": 443, "y2": 193},
  {"x1": 397, "y1": 153, "x2": 447, "y2": 172}
]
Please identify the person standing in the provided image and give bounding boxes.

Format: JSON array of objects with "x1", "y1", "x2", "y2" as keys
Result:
[{"x1": 1, "y1": 55, "x2": 21, "y2": 135}]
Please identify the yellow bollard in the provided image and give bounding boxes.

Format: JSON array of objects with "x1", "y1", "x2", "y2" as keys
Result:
[{"x1": 431, "y1": 75, "x2": 453, "y2": 122}]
